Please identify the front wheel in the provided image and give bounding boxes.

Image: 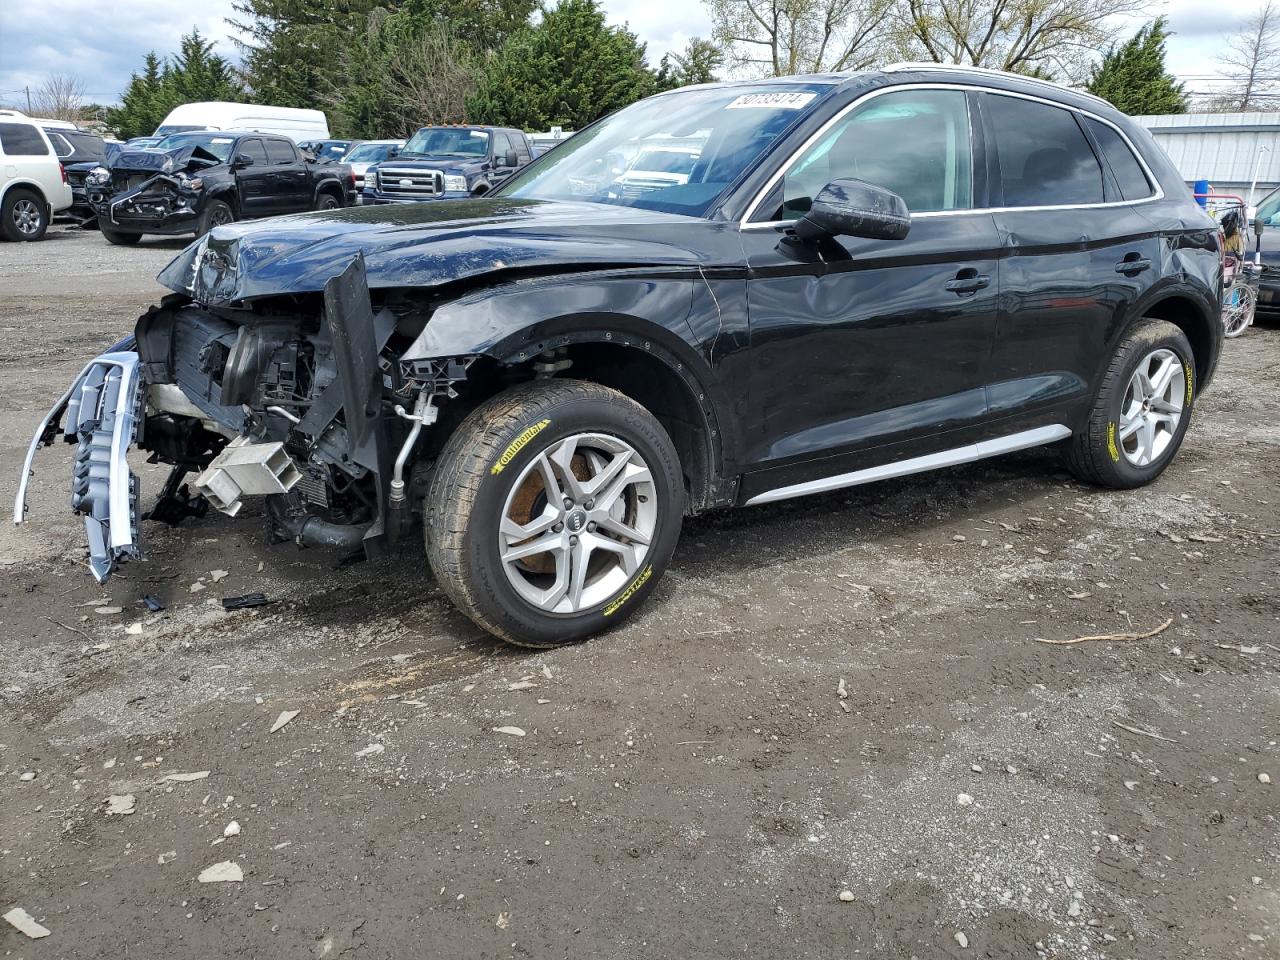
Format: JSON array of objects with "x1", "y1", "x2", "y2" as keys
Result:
[
  {"x1": 1065, "y1": 318, "x2": 1196, "y2": 489},
  {"x1": 425, "y1": 379, "x2": 684, "y2": 647},
  {"x1": 196, "y1": 199, "x2": 235, "y2": 237}
]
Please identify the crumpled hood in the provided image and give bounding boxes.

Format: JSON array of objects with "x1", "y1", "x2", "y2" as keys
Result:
[
  {"x1": 156, "y1": 197, "x2": 714, "y2": 305},
  {"x1": 108, "y1": 144, "x2": 222, "y2": 176}
]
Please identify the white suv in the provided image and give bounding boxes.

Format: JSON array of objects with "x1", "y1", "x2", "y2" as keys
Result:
[{"x1": 0, "y1": 112, "x2": 73, "y2": 241}]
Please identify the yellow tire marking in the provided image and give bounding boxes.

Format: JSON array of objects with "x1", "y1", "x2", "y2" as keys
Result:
[
  {"x1": 491, "y1": 419, "x2": 551, "y2": 475},
  {"x1": 603, "y1": 565, "x2": 653, "y2": 617},
  {"x1": 1107, "y1": 422, "x2": 1120, "y2": 462}
]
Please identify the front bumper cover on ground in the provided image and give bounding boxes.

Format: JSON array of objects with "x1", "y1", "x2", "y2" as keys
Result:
[{"x1": 13, "y1": 350, "x2": 144, "y2": 582}]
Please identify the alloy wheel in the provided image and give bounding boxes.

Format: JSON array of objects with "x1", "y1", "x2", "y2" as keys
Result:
[
  {"x1": 13, "y1": 198, "x2": 41, "y2": 236},
  {"x1": 498, "y1": 432, "x2": 657, "y2": 614},
  {"x1": 1119, "y1": 348, "x2": 1185, "y2": 467}
]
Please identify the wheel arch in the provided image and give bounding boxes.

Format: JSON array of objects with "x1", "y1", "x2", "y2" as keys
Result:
[
  {"x1": 314, "y1": 179, "x2": 344, "y2": 203},
  {"x1": 1139, "y1": 290, "x2": 1221, "y2": 391},
  {"x1": 1, "y1": 179, "x2": 49, "y2": 210}
]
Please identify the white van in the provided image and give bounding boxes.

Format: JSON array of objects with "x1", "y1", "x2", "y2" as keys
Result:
[{"x1": 154, "y1": 102, "x2": 330, "y2": 142}]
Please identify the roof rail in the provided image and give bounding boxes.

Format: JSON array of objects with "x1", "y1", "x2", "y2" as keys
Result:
[{"x1": 881, "y1": 62, "x2": 1111, "y2": 108}]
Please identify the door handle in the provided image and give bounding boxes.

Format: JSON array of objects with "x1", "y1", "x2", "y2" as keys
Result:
[
  {"x1": 944, "y1": 270, "x2": 991, "y2": 295},
  {"x1": 1115, "y1": 255, "x2": 1151, "y2": 274}
]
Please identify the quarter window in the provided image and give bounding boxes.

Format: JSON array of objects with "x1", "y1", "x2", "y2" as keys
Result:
[
  {"x1": 985, "y1": 94, "x2": 1103, "y2": 207},
  {"x1": 1084, "y1": 118, "x2": 1154, "y2": 201},
  {"x1": 779, "y1": 89, "x2": 973, "y2": 218},
  {"x1": 0, "y1": 123, "x2": 50, "y2": 156}
]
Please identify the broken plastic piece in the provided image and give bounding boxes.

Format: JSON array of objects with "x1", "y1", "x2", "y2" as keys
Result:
[
  {"x1": 194, "y1": 436, "x2": 301, "y2": 517},
  {"x1": 142, "y1": 594, "x2": 166, "y2": 612},
  {"x1": 221, "y1": 592, "x2": 274, "y2": 611}
]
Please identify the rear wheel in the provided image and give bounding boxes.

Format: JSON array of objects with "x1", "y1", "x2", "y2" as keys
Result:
[
  {"x1": 2, "y1": 189, "x2": 48, "y2": 241},
  {"x1": 100, "y1": 226, "x2": 141, "y2": 245},
  {"x1": 1065, "y1": 318, "x2": 1196, "y2": 488},
  {"x1": 314, "y1": 192, "x2": 341, "y2": 210},
  {"x1": 425, "y1": 379, "x2": 684, "y2": 647}
]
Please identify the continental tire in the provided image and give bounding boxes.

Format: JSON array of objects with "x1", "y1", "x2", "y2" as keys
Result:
[
  {"x1": 1065, "y1": 318, "x2": 1196, "y2": 489},
  {"x1": 425, "y1": 379, "x2": 684, "y2": 647}
]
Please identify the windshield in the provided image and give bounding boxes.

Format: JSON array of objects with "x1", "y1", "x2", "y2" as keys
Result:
[
  {"x1": 154, "y1": 124, "x2": 209, "y2": 135},
  {"x1": 313, "y1": 141, "x2": 351, "y2": 159},
  {"x1": 345, "y1": 142, "x2": 398, "y2": 163},
  {"x1": 402, "y1": 128, "x2": 489, "y2": 158},
  {"x1": 495, "y1": 85, "x2": 826, "y2": 216},
  {"x1": 151, "y1": 133, "x2": 238, "y2": 161},
  {"x1": 1257, "y1": 188, "x2": 1280, "y2": 226}
]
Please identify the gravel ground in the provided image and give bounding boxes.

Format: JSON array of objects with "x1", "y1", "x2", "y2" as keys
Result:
[{"x1": 1, "y1": 223, "x2": 1278, "y2": 959}]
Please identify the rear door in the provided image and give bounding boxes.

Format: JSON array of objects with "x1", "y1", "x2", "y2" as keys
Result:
[
  {"x1": 235, "y1": 138, "x2": 272, "y2": 217},
  {"x1": 266, "y1": 138, "x2": 310, "y2": 213},
  {"x1": 981, "y1": 91, "x2": 1162, "y2": 434}
]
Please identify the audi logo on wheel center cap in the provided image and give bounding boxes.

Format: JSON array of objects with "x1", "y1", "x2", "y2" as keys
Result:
[{"x1": 566, "y1": 510, "x2": 587, "y2": 533}]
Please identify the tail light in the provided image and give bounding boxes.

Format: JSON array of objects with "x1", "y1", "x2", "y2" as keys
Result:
[{"x1": 60, "y1": 163, "x2": 68, "y2": 184}]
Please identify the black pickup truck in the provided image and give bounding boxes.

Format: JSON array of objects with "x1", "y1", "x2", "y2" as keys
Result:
[
  {"x1": 361, "y1": 126, "x2": 531, "y2": 203},
  {"x1": 85, "y1": 130, "x2": 356, "y2": 245}
]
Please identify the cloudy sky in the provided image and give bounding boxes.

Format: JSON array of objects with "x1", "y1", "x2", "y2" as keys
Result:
[{"x1": 0, "y1": 0, "x2": 1251, "y2": 110}]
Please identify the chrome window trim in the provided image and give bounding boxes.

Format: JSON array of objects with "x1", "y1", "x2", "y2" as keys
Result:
[{"x1": 738, "y1": 83, "x2": 1164, "y2": 228}]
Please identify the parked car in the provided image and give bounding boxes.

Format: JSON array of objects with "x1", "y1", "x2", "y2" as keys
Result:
[
  {"x1": 1245, "y1": 185, "x2": 1280, "y2": 313},
  {"x1": 16, "y1": 65, "x2": 1223, "y2": 646},
  {"x1": 340, "y1": 139, "x2": 405, "y2": 198},
  {"x1": 299, "y1": 139, "x2": 360, "y2": 162},
  {"x1": 84, "y1": 130, "x2": 356, "y2": 244},
  {"x1": 154, "y1": 102, "x2": 330, "y2": 142},
  {"x1": 612, "y1": 143, "x2": 702, "y2": 199},
  {"x1": 0, "y1": 115, "x2": 72, "y2": 240},
  {"x1": 43, "y1": 126, "x2": 107, "y2": 222},
  {"x1": 361, "y1": 126, "x2": 531, "y2": 202}
]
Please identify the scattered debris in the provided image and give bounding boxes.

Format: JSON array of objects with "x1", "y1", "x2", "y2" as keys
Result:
[
  {"x1": 222, "y1": 593, "x2": 274, "y2": 611},
  {"x1": 198, "y1": 861, "x2": 244, "y2": 883},
  {"x1": 105, "y1": 794, "x2": 136, "y2": 815},
  {"x1": 508, "y1": 680, "x2": 536, "y2": 691},
  {"x1": 837, "y1": 678, "x2": 848, "y2": 699},
  {"x1": 355, "y1": 743, "x2": 385, "y2": 758},
  {"x1": 954, "y1": 931, "x2": 969, "y2": 949},
  {"x1": 3, "y1": 907, "x2": 51, "y2": 939},
  {"x1": 19, "y1": 770, "x2": 36, "y2": 782},
  {"x1": 270, "y1": 710, "x2": 300, "y2": 733},
  {"x1": 496, "y1": 912, "x2": 511, "y2": 929},
  {"x1": 1065, "y1": 591, "x2": 1092, "y2": 600},
  {"x1": 956, "y1": 793, "x2": 974, "y2": 806},
  {"x1": 541, "y1": 665, "x2": 553, "y2": 680},
  {"x1": 210, "y1": 569, "x2": 229, "y2": 583},
  {"x1": 1035, "y1": 618, "x2": 1174, "y2": 646},
  {"x1": 142, "y1": 595, "x2": 166, "y2": 612},
  {"x1": 1217, "y1": 643, "x2": 1261, "y2": 654},
  {"x1": 838, "y1": 889, "x2": 856, "y2": 902},
  {"x1": 224, "y1": 821, "x2": 241, "y2": 837},
  {"x1": 1260, "y1": 773, "x2": 1272, "y2": 785},
  {"x1": 158, "y1": 850, "x2": 177, "y2": 865},
  {"x1": 95, "y1": 606, "x2": 123, "y2": 615},
  {"x1": 125, "y1": 622, "x2": 144, "y2": 635},
  {"x1": 1112, "y1": 720, "x2": 1179, "y2": 744},
  {"x1": 493, "y1": 726, "x2": 526, "y2": 737},
  {"x1": 164, "y1": 771, "x2": 211, "y2": 782}
]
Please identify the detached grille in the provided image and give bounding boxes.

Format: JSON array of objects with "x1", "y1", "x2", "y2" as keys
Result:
[{"x1": 375, "y1": 167, "x2": 443, "y2": 198}]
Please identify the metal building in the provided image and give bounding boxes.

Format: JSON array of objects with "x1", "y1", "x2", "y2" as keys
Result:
[{"x1": 1134, "y1": 112, "x2": 1280, "y2": 203}]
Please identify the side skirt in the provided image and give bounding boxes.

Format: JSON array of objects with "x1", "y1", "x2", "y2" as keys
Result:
[{"x1": 743, "y1": 424, "x2": 1073, "y2": 507}]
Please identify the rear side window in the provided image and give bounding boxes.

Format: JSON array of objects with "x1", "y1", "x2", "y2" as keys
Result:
[
  {"x1": 513, "y1": 134, "x2": 531, "y2": 163},
  {"x1": 0, "y1": 123, "x2": 50, "y2": 156},
  {"x1": 1084, "y1": 118, "x2": 1154, "y2": 201},
  {"x1": 985, "y1": 94, "x2": 1103, "y2": 207},
  {"x1": 242, "y1": 139, "x2": 269, "y2": 164},
  {"x1": 267, "y1": 139, "x2": 296, "y2": 164},
  {"x1": 47, "y1": 132, "x2": 74, "y2": 157}
]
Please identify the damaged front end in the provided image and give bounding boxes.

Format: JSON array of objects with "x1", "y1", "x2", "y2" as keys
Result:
[
  {"x1": 87, "y1": 144, "x2": 221, "y2": 234},
  {"x1": 15, "y1": 254, "x2": 471, "y2": 583}
]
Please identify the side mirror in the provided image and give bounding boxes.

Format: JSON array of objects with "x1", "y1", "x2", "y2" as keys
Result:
[
  {"x1": 794, "y1": 178, "x2": 910, "y2": 243},
  {"x1": 233, "y1": 153, "x2": 254, "y2": 169},
  {"x1": 387, "y1": 146, "x2": 400, "y2": 158},
  {"x1": 504, "y1": 150, "x2": 519, "y2": 168}
]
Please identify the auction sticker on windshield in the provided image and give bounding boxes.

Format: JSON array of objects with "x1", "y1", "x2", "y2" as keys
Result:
[{"x1": 725, "y1": 92, "x2": 816, "y2": 110}]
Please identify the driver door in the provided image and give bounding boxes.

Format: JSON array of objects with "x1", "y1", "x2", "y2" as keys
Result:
[
  {"x1": 737, "y1": 88, "x2": 1003, "y2": 501},
  {"x1": 235, "y1": 138, "x2": 272, "y2": 219}
]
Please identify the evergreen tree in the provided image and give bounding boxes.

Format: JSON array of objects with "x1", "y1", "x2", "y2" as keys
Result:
[
  {"x1": 468, "y1": 0, "x2": 656, "y2": 130},
  {"x1": 108, "y1": 30, "x2": 245, "y2": 140},
  {"x1": 656, "y1": 37, "x2": 725, "y2": 91},
  {"x1": 1086, "y1": 17, "x2": 1187, "y2": 115}
]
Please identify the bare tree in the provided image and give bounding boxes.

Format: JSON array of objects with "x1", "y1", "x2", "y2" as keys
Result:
[
  {"x1": 32, "y1": 73, "x2": 87, "y2": 121},
  {"x1": 705, "y1": 0, "x2": 895, "y2": 76},
  {"x1": 1218, "y1": 0, "x2": 1280, "y2": 111},
  {"x1": 390, "y1": 22, "x2": 477, "y2": 126},
  {"x1": 893, "y1": 0, "x2": 1150, "y2": 81}
]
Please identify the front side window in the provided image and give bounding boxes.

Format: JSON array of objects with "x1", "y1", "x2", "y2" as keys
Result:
[
  {"x1": 0, "y1": 123, "x2": 50, "y2": 156},
  {"x1": 777, "y1": 89, "x2": 973, "y2": 219},
  {"x1": 497, "y1": 84, "x2": 826, "y2": 216},
  {"x1": 1084, "y1": 118, "x2": 1153, "y2": 201},
  {"x1": 493, "y1": 132, "x2": 513, "y2": 160},
  {"x1": 986, "y1": 94, "x2": 1103, "y2": 207}
]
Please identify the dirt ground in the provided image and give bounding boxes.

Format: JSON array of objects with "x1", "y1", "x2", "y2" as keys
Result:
[{"x1": 1, "y1": 223, "x2": 1278, "y2": 960}]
